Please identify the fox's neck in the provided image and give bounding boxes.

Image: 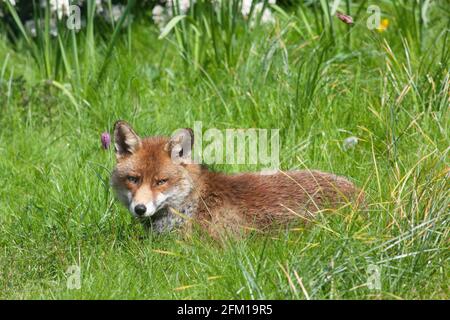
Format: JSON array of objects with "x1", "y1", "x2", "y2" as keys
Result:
[
  {"x1": 191, "y1": 168, "x2": 238, "y2": 212},
  {"x1": 163, "y1": 166, "x2": 238, "y2": 229}
]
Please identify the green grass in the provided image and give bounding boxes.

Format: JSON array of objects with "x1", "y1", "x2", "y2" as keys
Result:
[{"x1": 0, "y1": 1, "x2": 449, "y2": 299}]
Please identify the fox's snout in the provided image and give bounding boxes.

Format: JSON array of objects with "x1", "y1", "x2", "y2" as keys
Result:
[
  {"x1": 130, "y1": 201, "x2": 157, "y2": 218},
  {"x1": 133, "y1": 204, "x2": 147, "y2": 216},
  {"x1": 129, "y1": 190, "x2": 170, "y2": 218},
  {"x1": 129, "y1": 185, "x2": 155, "y2": 217},
  {"x1": 129, "y1": 192, "x2": 157, "y2": 218},
  {"x1": 130, "y1": 201, "x2": 158, "y2": 218}
]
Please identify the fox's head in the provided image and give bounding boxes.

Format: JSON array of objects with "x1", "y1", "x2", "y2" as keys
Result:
[{"x1": 111, "y1": 121, "x2": 198, "y2": 219}]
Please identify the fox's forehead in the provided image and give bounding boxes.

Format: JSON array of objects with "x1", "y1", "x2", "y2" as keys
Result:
[{"x1": 116, "y1": 136, "x2": 174, "y2": 175}]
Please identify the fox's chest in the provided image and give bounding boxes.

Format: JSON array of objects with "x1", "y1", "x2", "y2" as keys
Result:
[{"x1": 146, "y1": 203, "x2": 197, "y2": 233}]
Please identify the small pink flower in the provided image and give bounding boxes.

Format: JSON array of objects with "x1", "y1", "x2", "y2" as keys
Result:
[
  {"x1": 336, "y1": 11, "x2": 354, "y2": 25},
  {"x1": 101, "y1": 132, "x2": 111, "y2": 150}
]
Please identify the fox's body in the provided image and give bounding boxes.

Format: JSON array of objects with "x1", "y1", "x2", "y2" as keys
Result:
[{"x1": 111, "y1": 121, "x2": 362, "y2": 236}]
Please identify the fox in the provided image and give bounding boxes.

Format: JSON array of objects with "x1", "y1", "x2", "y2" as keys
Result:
[{"x1": 111, "y1": 120, "x2": 363, "y2": 237}]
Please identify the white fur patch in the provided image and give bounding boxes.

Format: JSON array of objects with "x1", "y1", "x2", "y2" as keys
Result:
[
  {"x1": 129, "y1": 192, "x2": 170, "y2": 217},
  {"x1": 143, "y1": 201, "x2": 157, "y2": 217},
  {"x1": 155, "y1": 192, "x2": 169, "y2": 208}
]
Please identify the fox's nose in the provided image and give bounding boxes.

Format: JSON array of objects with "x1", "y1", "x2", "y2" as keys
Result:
[{"x1": 134, "y1": 204, "x2": 147, "y2": 216}]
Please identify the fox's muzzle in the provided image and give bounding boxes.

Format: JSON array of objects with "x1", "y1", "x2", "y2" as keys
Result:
[{"x1": 134, "y1": 204, "x2": 147, "y2": 216}]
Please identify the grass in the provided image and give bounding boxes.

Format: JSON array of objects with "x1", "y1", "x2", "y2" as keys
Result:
[{"x1": 0, "y1": 0, "x2": 449, "y2": 299}]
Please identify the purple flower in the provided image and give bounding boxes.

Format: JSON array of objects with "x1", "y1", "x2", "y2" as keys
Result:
[
  {"x1": 336, "y1": 11, "x2": 354, "y2": 25},
  {"x1": 101, "y1": 132, "x2": 111, "y2": 150}
]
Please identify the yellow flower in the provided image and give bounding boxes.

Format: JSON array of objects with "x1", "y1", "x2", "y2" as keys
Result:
[{"x1": 377, "y1": 18, "x2": 389, "y2": 32}]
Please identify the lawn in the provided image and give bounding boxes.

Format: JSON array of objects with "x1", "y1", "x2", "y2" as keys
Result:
[{"x1": 0, "y1": 0, "x2": 448, "y2": 299}]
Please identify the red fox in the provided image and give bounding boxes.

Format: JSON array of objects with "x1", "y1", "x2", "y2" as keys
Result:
[{"x1": 111, "y1": 121, "x2": 363, "y2": 236}]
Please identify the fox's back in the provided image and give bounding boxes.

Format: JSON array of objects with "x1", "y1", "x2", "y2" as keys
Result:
[{"x1": 196, "y1": 169, "x2": 361, "y2": 229}]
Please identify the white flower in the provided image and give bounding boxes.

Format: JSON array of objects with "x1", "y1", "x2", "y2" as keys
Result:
[
  {"x1": 111, "y1": 4, "x2": 124, "y2": 22},
  {"x1": 152, "y1": 1, "x2": 194, "y2": 30},
  {"x1": 25, "y1": 19, "x2": 58, "y2": 37},
  {"x1": 241, "y1": 0, "x2": 253, "y2": 17},
  {"x1": 179, "y1": 0, "x2": 192, "y2": 14},
  {"x1": 166, "y1": 0, "x2": 193, "y2": 15},
  {"x1": 25, "y1": 20, "x2": 37, "y2": 37},
  {"x1": 95, "y1": 0, "x2": 104, "y2": 14},
  {"x1": 242, "y1": 0, "x2": 276, "y2": 19},
  {"x1": 343, "y1": 136, "x2": 358, "y2": 150},
  {"x1": 260, "y1": 7, "x2": 275, "y2": 24},
  {"x1": 152, "y1": 4, "x2": 167, "y2": 29},
  {"x1": 102, "y1": 4, "x2": 132, "y2": 27},
  {"x1": 152, "y1": 4, "x2": 164, "y2": 16},
  {"x1": 50, "y1": 0, "x2": 70, "y2": 20},
  {"x1": 249, "y1": 2, "x2": 276, "y2": 27},
  {"x1": 4, "y1": 0, "x2": 16, "y2": 6}
]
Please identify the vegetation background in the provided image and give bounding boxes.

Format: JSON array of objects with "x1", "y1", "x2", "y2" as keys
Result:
[{"x1": 0, "y1": 0, "x2": 448, "y2": 299}]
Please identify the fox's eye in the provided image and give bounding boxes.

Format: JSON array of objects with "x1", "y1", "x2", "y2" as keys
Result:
[
  {"x1": 127, "y1": 176, "x2": 139, "y2": 184},
  {"x1": 156, "y1": 179, "x2": 168, "y2": 186}
]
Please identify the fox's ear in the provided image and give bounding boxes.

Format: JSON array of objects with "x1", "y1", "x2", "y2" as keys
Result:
[
  {"x1": 113, "y1": 120, "x2": 141, "y2": 158},
  {"x1": 165, "y1": 128, "x2": 194, "y2": 164}
]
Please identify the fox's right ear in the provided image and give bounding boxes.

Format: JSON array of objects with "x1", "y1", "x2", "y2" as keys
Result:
[{"x1": 113, "y1": 120, "x2": 141, "y2": 158}]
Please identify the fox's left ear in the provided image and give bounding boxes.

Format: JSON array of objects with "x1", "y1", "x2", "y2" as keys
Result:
[
  {"x1": 113, "y1": 120, "x2": 141, "y2": 158},
  {"x1": 165, "y1": 128, "x2": 194, "y2": 164}
]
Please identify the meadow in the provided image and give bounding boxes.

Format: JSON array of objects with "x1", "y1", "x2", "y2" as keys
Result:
[{"x1": 0, "y1": 0, "x2": 448, "y2": 299}]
